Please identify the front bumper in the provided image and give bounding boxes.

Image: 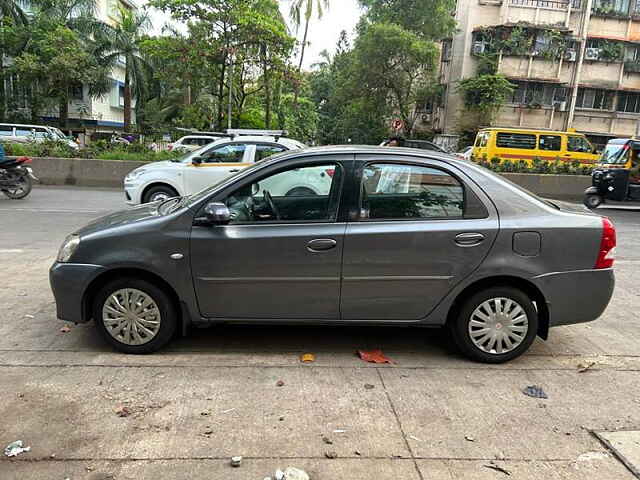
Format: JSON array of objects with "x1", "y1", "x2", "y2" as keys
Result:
[
  {"x1": 49, "y1": 262, "x2": 107, "y2": 323},
  {"x1": 533, "y1": 268, "x2": 615, "y2": 327}
]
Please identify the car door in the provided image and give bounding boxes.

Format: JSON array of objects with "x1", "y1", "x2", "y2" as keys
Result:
[
  {"x1": 340, "y1": 156, "x2": 499, "y2": 321},
  {"x1": 183, "y1": 143, "x2": 251, "y2": 195},
  {"x1": 190, "y1": 156, "x2": 351, "y2": 319}
]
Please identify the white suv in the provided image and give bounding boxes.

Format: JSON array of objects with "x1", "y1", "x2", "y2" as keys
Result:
[{"x1": 125, "y1": 130, "x2": 311, "y2": 205}]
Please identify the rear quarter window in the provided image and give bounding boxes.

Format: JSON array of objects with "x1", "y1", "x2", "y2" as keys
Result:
[{"x1": 496, "y1": 132, "x2": 537, "y2": 150}]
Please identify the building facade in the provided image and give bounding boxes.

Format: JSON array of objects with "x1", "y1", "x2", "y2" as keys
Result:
[
  {"x1": 62, "y1": 0, "x2": 137, "y2": 135},
  {"x1": 436, "y1": 0, "x2": 640, "y2": 147}
]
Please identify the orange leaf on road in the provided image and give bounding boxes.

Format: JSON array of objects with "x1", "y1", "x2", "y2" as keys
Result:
[{"x1": 357, "y1": 349, "x2": 393, "y2": 364}]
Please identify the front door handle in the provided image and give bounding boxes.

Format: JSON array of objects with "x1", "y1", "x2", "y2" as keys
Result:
[
  {"x1": 455, "y1": 232, "x2": 485, "y2": 246},
  {"x1": 229, "y1": 168, "x2": 241, "y2": 173},
  {"x1": 307, "y1": 238, "x2": 337, "y2": 252}
]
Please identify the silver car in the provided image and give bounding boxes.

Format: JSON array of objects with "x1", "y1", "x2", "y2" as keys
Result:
[{"x1": 50, "y1": 146, "x2": 616, "y2": 363}]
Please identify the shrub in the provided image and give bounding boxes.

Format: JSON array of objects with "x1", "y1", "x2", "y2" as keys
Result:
[{"x1": 473, "y1": 156, "x2": 593, "y2": 176}]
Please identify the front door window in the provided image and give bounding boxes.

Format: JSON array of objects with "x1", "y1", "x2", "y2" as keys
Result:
[{"x1": 223, "y1": 163, "x2": 341, "y2": 224}]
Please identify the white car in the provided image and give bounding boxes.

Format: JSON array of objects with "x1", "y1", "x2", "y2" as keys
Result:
[
  {"x1": 0, "y1": 123, "x2": 79, "y2": 150},
  {"x1": 125, "y1": 131, "x2": 314, "y2": 205},
  {"x1": 168, "y1": 135, "x2": 220, "y2": 152},
  {"x1": 456, "y1": 146, "x2": 473, "y2": 161}
]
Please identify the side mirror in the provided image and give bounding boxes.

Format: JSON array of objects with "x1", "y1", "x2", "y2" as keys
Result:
[
  {"x1": 204, "y1": 202, "x2": 231, "y2": 225},
  {"x1": 192, "y1": 156, "x2": 203, "y2": 166}
]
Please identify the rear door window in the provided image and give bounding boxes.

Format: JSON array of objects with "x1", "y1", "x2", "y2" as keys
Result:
[
  {"x1": 255, "y1": 144, "x2": 287, "y2": 161},
  {"x1": 539, "y1": 135, "x2": 561, "y2": 151},
  {"x1": 361, "y1": 163, "x2": 464, "y2": 220},
  {"x1": 496, "y1": 133, "x2": 537, "y2": 149}
]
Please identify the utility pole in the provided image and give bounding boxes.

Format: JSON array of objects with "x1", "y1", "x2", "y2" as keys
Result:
[{"x1": 565, "y1": 0, "x2": 594, "y2": 130}]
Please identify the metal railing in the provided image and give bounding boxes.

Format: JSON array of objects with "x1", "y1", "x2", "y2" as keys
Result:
[{"x1": 510, "y1": 0, "x2": 582, "y2": 8}]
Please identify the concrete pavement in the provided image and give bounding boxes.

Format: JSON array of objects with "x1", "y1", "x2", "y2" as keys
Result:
[{"x1": 1, "y1": 187, "x2": 640, "y2": 479}]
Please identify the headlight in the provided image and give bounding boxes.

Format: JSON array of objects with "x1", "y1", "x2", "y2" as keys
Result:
[
  {"x1": 57, "y1": 235, "x2": 80, "y2": 263},
  {"x1": 126, "y1": 169, "x2": 147, "y2": 181}
]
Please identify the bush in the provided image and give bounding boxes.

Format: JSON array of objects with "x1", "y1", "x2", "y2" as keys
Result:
[{"x1": 472, "y1": 155, "x2": 593, "y2": 176}]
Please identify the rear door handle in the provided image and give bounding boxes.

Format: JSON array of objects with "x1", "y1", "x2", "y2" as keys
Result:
[
  {"x1": 455, "y1": 232, "x2": 485, "y2": 246},
  {"x1": 229, "y1": 169, "x2": 241, "y2": 172},
  {"x1": 307, "y1": 238, "x2": 337, "y2": 252}
]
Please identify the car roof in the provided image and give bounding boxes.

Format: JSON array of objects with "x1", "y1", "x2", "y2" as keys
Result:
[
  {"x1": 478, "y1": 127, "x2": 585, "y2": 136},
  {"x1": 178, "y1": 135, "x2": 219, "y2": 140},
  {"x1": 0, "y1": 123, "x2": 52, "y2": 129},
  {"x1": 210, "y1": 135, "x2": 305, "y2": 149}
]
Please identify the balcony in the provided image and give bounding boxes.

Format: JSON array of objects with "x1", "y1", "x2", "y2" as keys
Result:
[{"x1": 510, "y1": 0, "x2": 582, "y2": 7}]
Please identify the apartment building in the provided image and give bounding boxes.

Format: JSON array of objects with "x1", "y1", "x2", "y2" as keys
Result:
[{"x1": 433, "y1": 0, "x2": 640, "y2": 147}]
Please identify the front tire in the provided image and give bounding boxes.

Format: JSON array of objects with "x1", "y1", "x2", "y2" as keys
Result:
[
  {"x1": 449, "y1": 286, "x2": 538, "y2": 363},
  {"x1": 143, "y1": 184, "x2": 179, "y2": 204},
  {"x1": 584, "y1": 194, "x2": 603, "y2": 209},
  {"x1": 2, "y1": 174, "x2": 32, "y2": 199},
  {"x1": 93, "y1": 278, "x2": 177, "y2": 354}
]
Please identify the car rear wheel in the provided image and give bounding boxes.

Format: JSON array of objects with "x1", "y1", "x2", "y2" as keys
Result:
[
  {"x1": 93, "y1": 278, "x2": 177, "y2": 354},
  {"x1": 143, "y1": 185, "x2": 178, "y2": 204},
  {"x1": 584, "y1": 194, "x2": 603, "y2": 209},
  {"x1": 449, "y1": 286, "x2": 538, "y2": 363}
]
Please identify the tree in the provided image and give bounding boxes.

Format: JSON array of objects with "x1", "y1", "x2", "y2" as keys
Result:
[
  {"x1": 12, "y1": 24, "x2": 111, "y2": 127},
  {"x1": 358, "y1": 0, "x2": 457, "y2": 41},
  {"x1": 352, "y1": 23, "x2": 438, "y2": 137},
  {"x1": 102, "y1": 7, "x2": 151, "y2": 131},
  {"x1": 0, "y1": 0, "x2": 26, "y2": 23},
  {"x1": 289, "y1": 0, "x2": 329, "y2": 107}
]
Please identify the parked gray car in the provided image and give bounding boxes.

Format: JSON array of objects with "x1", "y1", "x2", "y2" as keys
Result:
[{"x1": 50, "y1": 146, "x2": 616, "y2": 362}]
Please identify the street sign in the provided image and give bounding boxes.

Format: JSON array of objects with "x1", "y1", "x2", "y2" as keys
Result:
[{"x1": 391, "y1": 119, "x2": 404, "y2": 132}]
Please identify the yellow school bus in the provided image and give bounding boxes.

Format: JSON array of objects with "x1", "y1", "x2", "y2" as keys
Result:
[{"x1": 471, "y1": 128, "x2": 599, "y2": 164}]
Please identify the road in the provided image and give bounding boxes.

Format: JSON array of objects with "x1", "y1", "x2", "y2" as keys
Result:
[{"x1": 1, "y1": 186, "x2": 640, "y2": 479}]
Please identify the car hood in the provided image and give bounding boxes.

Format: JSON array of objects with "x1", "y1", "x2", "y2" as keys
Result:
[{"x1": 75, "y1": 203, "x2": 162, "y2": 237}]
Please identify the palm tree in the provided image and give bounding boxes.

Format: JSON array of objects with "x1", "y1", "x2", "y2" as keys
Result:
[
  {"x1": 102, "y1": 7, "x2": 150, "y2": 131},
  {"x1": 289, "y1": 0, "x2": 329, "y2": 106},
  {"x1": 0, "y1": 0, "x2": 27, "y2": 23}
]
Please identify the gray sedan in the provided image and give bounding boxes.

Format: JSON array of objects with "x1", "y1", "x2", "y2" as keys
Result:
[{"x1": 50, "y1": 146, "x2": 616, "y2": 363}]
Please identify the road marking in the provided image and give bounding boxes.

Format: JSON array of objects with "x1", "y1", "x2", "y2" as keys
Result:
[{"x1": 0, "y1": 249, "x2": 24, "y2": 253}]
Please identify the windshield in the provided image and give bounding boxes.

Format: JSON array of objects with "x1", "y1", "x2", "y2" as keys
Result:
[
  {"x1": 600, "y1": 143, "x2": 629, "y2": 165},
  {"x1": 50, "y1": 127, "x2": 68, "y2": 140}
]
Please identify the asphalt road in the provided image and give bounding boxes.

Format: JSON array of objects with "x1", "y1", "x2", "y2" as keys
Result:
[{"x1": 1, "y1": 186, "x2": 640, "y2": 479}]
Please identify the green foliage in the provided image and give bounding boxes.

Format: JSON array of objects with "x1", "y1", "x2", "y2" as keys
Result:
[
  {"x1": 358, "y1": 0, "x2": 457, "y2": 41},
  {"x1": 458, "y1": 74, "x2": 515, "y2": 118},
  {"x1": 474, "y1": 156, "x2": 593, "y2": 176},
  {"x1": 598, "y1": 40, "x2": 625, "y2": 62}
]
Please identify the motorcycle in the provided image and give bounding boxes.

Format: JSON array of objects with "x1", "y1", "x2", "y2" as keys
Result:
[{"x1": 0, "y1": 156, "x2": 38, "y2": 199}]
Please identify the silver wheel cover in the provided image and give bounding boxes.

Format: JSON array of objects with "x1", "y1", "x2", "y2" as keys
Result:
[
  {"x1": 150, "y1": 192, "x2": 171, "y2": 202},
  {"x1": 468, "y1": 297, "x2": 529, "y2": 355},
  {"x1": 102, "y1": 288, "x2": 161, "y2": 346}
]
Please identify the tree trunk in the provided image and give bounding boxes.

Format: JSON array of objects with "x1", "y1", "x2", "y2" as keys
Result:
[
  {"x1": 261, "y1": 44, "x2": 271, "y2": 129},
  {"x1": 217, "y1": 60, "x2": 227, "y2": 130},
  {"x1": 123, "y1": 62, "x2": 131, "y2": 131},
  {"x1": 293, "y1": 18, "x2": 310, "y2": 109},
  {"x1": 58, "y1": 94, "x2": 69, "y2": 130}
]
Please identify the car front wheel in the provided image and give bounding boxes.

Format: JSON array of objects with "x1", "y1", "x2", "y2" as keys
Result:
[
  {"x1": 93, "y1": 278, "x2": 177, "y2": 354},
  {"x1": 143, "y1": 185, "x2": 179, "y2": 204},
  {"x1": 449, "y1": 286, "x2": 538, "y2": 363}
]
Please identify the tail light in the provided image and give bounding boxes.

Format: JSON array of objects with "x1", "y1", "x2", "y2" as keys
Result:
[
  {"x1": 325, "y1": 168, "x2": 335, "y2": 178},
  {"x1": 595, "y1": 217, "x2": 616, "y2": 269},
  {"x1": 17, "y1": 156, "x2": 32, "y2": 164}
]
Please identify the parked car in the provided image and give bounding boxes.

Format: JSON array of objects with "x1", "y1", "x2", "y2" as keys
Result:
[
  {"x1": 168, "y1": 135, "x2": 221, "y2": 152},
  {"x1": 51, "y1": 145, "x2": 616, "y2": 362},
  {"x1": 0, "y1": 123, "x2": 79, "y2": 150},
  {"x1": 457, "y1": 146, "x2": 473, "y2": 161},
  {"x1": 380, "y1": 138, "x2": 448, "y2": 153},
  {"x1": 472, "y1": 128, "x2": 598, "y2": 164},
  {"x1": 124, "y1": 130, "x2": 307, "y2": 204}
]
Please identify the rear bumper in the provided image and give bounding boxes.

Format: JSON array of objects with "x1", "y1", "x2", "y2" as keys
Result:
[
  {"x1": 533, "y1": 268, "x2": 615, "y2": 327},
  {"x1": 49, "y1": 262, "x2": 107, "y2": 323}
]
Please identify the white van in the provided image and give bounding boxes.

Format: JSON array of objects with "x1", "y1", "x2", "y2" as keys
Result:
[{"x1": 0, "y1": 123, "x2": 79, "y2": 150}]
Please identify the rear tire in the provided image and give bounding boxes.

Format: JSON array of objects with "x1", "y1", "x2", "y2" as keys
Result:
[
  {"x1": 2, "y1": 174, "x2": 32, "y2": 199},
  {"x1": 143, "y1": 184, "x2": 178, "y2": 204},
  {"x1": 448, "y1": 286, "x2": 538, "y2": 363},
  {"x1": 584, "y1": 194, "x2": 602, "y2": 209},
  {"x1": 93, "y1": 277, "x2": 177, "y2": 354}
]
